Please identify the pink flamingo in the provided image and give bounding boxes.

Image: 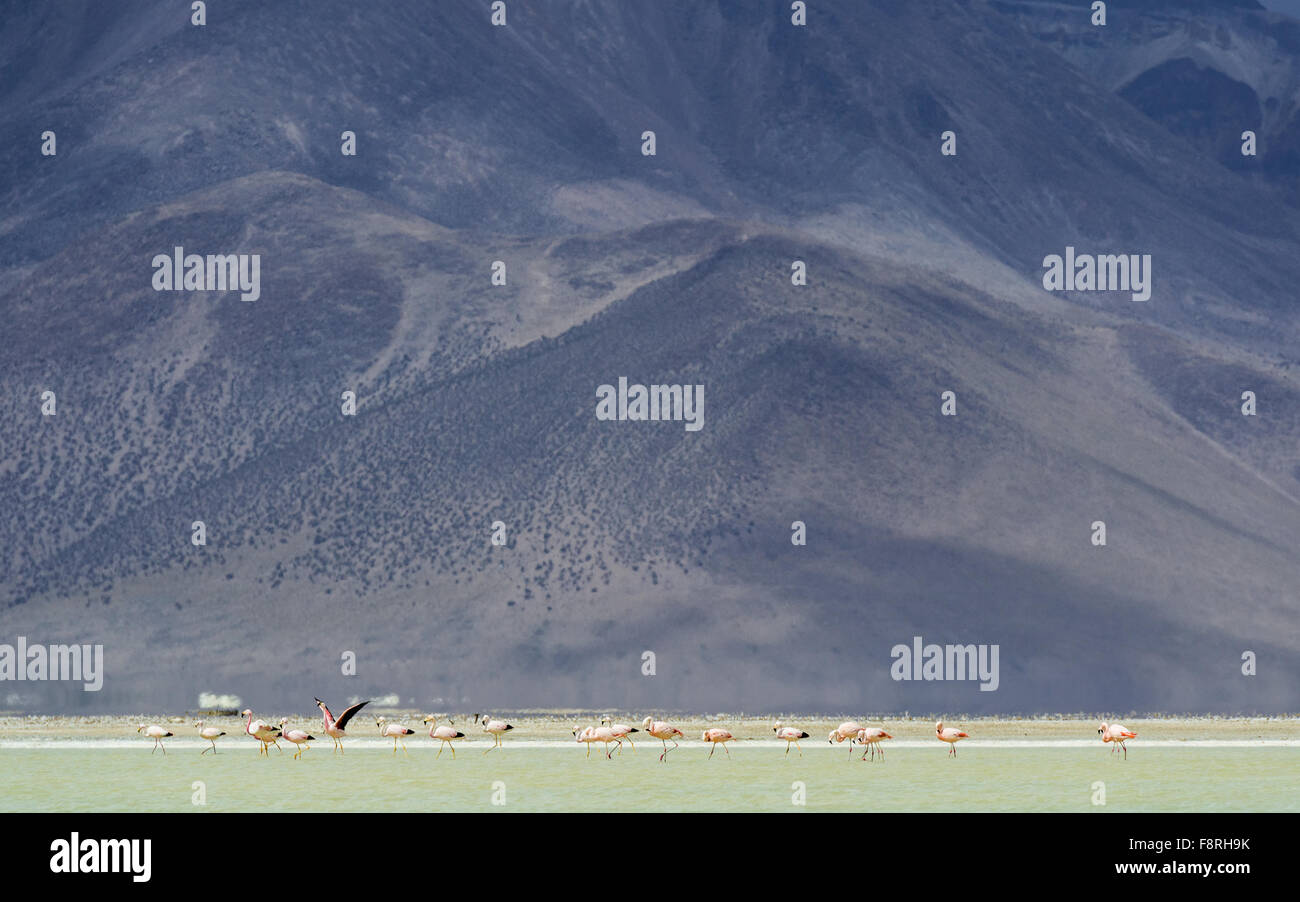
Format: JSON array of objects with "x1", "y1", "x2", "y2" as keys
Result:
[
  {"x1": 375, "y1": 717, "x2": 415, "y2": 755},
  {"x1": 828, "y1": 721, "x2": 865, "y2": 758},
  {"x1": 600, "y1": 716, "x2": 639, "y2": 752},
  {"x1": 194, "y1": 720, "x2": 226, "y2": 755},
  {"x1": 772, "y1": 720, "x2": 810, "y2": 757},
  {"x1": 856, "y1": 727, "x2": 893, "y2": 761},
  {"x1": 573, "y1": 725, "x2": 622, "y2": 759},
  {"x1": 475, "y1": 714, "x2": 515, "y2": 754},
  {"x1": 1099, "y1": 722, "x2": 1137, "y2": 759},
  {"x1": 641, "y1": 716, "x2": 684, "y2": 762},
  {"x1": 137, "y1": 724, "x2": 172, "y2": 754},
  {"x1": 314, "y1": 697, "x2": 370, "y2": 754},
  {"x1": 242, "y1": 709, "x2": 282, "y2": 755},
  {"x1": 702, "y1": 728, "x2": 735, "y2": 759},
  {"x1": 277, "y1": 718, "x2": 315, "y2": 759},
  {"x1": 936, "y1": 720, "x2": 969, "y2": 757},
  {"x1": 423, "y1": 715, "x2": 466, "y2": 759}
]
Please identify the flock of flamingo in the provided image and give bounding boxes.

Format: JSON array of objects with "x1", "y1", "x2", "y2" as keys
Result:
[{"x1": 132, "y1": 701, "x2": 1141, "y2": 761}]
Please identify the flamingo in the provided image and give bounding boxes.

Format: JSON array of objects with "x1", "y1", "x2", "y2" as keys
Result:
[
  {"x1": 475, "y1": 714, "x2": 514, "y2": 754},
  {"x1": 701, "y1": 728, "x2": 735, "y2": 759},
  {"x1": 423, "y1": 715, "x2": 466, "y2": 759},
  {"x1": 194, "y1": 720, "x2": 226, "y2": 755},
  {"x1": 242, "y1": 709, "x2": 282, "y2": 755},
  {"x1": 936, "y1": 720, "x2": 969, "y2": 757},
  {"x1": 277, "y1": 718, "x2": 315, "y2": 759},
  {"x1": 137, "y1": 724, "x2": 172, "y2": 754},
  {"x1": 641, "y1": 715, "x2": 684, "y2": 762},
  {"x1": 856, "y1": 727, "x2": 893, "y2": 761},
  {"x1": 376, "y1": 717, "x2": 415, "y2": 756},
  {"x1": 1099, "y1": 722, "x2": 1137, "y2": 759},
  {"x1": 828, "y1": 721, "x2": 864, "y2": 758},
  {"x1": 600, "y1": 715, "x2": 639, "y2": 752},
  {"x1": 772, "y1": 720, "x2": 810, "y2": 757},
  {"x1": 314, "y1": 697, "x2": 370, "y2": 754},
  {"x1": 573, "y1": 725, "x2": 597, "y2": 758},
  {"x1": 573, "y1": 725, "x2": 622, "y2": 759}
]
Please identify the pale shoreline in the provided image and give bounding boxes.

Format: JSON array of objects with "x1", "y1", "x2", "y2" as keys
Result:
[{"x1": 1, "y1": 712, "x2": 1296, "y2": 743}]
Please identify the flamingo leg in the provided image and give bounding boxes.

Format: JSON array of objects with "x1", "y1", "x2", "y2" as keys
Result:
[
  {"x1": 796, "y1": 741, "x2": 802, "y2": 758},
  {"x1": 722, "y1": 743, "x2": 731, "y2": 758},
  {"x1": 659, "y1": 739, "x2": 668, "y2": 762},
  {"x1": 708, "y1": 743, "x2": 716, "y2": 759}
]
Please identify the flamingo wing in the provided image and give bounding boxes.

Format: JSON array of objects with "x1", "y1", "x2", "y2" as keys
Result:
[{"x1": 335, "y1": 699, "x2": 371, "y2": 729}]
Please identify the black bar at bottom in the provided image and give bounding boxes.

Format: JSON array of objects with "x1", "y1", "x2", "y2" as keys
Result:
[{"x1": 8, "y1": 812, "x2": 1283, "y2": 884}]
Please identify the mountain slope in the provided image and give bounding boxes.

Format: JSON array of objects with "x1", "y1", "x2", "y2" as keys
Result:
[{"x1": 1, "y1": 0, "x2": 1298, "y2": 713}]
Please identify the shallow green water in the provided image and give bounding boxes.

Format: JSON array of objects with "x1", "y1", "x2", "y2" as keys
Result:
[{"x1": 3, "y1": 744, "x2": 1296, "y2": 812}]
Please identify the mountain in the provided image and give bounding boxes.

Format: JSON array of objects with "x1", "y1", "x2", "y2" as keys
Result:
[
  {"x1": 1001, "y1": 0, "x2": 1300, "y2": 202},
  {"x1": 1, "y1": 0, "x2": 1298, "y2": 714}
]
